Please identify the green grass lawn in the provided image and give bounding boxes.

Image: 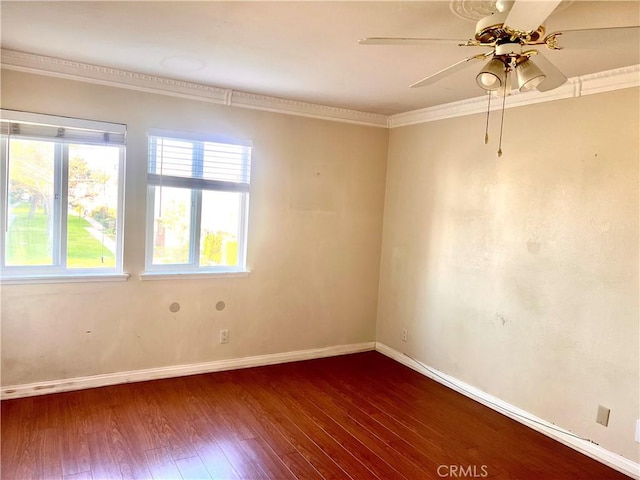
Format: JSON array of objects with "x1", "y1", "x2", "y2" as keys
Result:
[
  {"x1": 6, "y1": 205, "x2": 52, "y2": 265},
  {"x1": 6, "y1": 203, "x2": 115, "y2": 268},
  {"x1": 67, "y1": 213, "x2": 115, "y2": 267}
]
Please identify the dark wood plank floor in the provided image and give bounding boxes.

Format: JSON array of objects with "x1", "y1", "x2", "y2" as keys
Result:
[{"x1": 1, "y1": 351, "x2": 630, "y2": 479}]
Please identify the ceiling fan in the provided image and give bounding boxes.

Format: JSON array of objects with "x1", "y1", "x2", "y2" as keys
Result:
[{"x1": 359, "y1": 0, "x2": 639, "y2": 155}]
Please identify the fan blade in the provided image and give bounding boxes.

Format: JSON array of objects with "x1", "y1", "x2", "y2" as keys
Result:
[
  {"x1": 359, "y1": 37, "x2": 467, "y2": 46},
  {"x1": 532, "y1": 52, "x2": 567, "y2": 92},
  {"x1": 545, "y1": 26, "x2": 640, "y2": 49},
  {"x1": 504, "y1": 0, "x2": 562, "y2": 33},
  {"x1": 410, "y1": 53, "x2": 492, "y2": 88}
]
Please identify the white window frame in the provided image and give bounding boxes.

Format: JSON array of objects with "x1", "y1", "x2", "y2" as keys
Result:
[
  {"x1": 144, "y1": 129, "x2": 251, "y2": 275},
  {"x1": 0, "y1": 110, "x2": 126, "y2": 282}
]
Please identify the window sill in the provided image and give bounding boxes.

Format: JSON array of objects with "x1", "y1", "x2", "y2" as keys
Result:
[
  {"x1": 0, "y1": 273, "x2": 130, "y2": 285},
  {"x1": 139, "y1": 270, "x2": 251, "y2": 281}
]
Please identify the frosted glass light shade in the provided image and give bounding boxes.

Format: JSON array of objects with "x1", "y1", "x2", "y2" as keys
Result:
[
  {"x1": 476, "y1": 58, "x2": 505, "y2": 91},
  {"x1": 516, "y1": 58, "x2": 546, "y2": 92}
]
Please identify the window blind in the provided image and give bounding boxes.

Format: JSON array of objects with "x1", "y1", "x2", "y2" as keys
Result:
[
  {"x1": 0, "y1": 109, "x2": 126, "y2": 146},
  {"x1": 148, "y1": 134, "x2": 251, "y2": 193}
]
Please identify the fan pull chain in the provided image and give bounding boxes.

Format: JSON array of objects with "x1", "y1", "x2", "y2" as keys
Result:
[
  {"x1": 497, "y1": 70, "x2": 509, "y2": 157},
  {"x1": 484, "y1": 92, "x2": 492, "y2": 144}
]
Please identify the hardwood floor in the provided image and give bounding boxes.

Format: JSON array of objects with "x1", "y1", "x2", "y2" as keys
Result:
[{"x1": 1, "y1": 352, "x2": 630, "y2": 479}]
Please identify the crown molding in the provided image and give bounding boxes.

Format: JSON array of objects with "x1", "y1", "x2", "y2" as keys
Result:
[
  {"x1": 1, "y1": 49, "x2": 637, "y2": 130},
  {"x1": 229, "y1": 90, "x2": 388, "y2": 127},
  {"x1": 0, "y1": 49, "x2": 389, "y2": 129},
  {"x1": 389, "y1": 64, "x2": 640, "y2": 128}
]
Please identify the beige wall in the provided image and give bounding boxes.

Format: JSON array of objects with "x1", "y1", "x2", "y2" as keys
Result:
[
  {"x1": 2, "y1": 67, "x2": 639, "y2": 463},
  {"x1": 377, "y1": 88, "x2": 640, "y2": 461},
  {"x1": 0, "y1": 69, "x2": 388, "y2": 385}
]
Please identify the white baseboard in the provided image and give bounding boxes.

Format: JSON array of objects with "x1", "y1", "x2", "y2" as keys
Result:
[
  {"x1": 375, "y1": 342, "x2": 640, "y2": 480},
  {"x1": 1, "y1": 342, "x2": 375, "y2": 400}
]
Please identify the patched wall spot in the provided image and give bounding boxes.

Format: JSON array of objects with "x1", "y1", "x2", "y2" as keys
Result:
[{"x1": 527, "y1": 241, "x2": 541, "y2": 254}]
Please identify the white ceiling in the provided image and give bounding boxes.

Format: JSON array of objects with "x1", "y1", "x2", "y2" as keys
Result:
[{"x1": 1, "y1": 1, "x2": 639, "y2": 115}]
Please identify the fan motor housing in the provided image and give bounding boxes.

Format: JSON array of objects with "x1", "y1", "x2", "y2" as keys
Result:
[
  {"x1": 475, "y1": 11, "x2": 545, "y2": 44},
  {"x1": 495, "y1": 42, "x2": 522, "y2": 56}
]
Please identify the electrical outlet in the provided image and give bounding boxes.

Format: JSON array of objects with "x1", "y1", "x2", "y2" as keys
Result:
[
  {"x1": 401, "y1": 329, "x2": 408, "y2": 342},
  {"x1": 219, "y1": 329, "x2": 229, "y2": 344},
  {"x1": 635, "y1": 419, "x2": 640, "y2": 443},
  {"x1": 596, "y1": 405, "x2": 610, "y2": 427}
]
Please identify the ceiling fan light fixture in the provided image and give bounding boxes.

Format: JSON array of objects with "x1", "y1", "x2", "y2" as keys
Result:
[
  {"x1": 516, "y1": 57, "x2": 546, "y2": 92},
  {"x1": 491, "y1": 76, "x2": 512, "y2": 97},
  {"x1": 476, "y1": 58, "x2": 505, "y2": 91}
]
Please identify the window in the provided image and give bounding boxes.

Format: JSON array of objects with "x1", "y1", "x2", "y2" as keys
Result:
[
  {"x1": 145, "y1": 131, "x2": 251, "y2": 274},
  {"x1": 0, "y1": 110, "x2": 126, "y2": 280}
]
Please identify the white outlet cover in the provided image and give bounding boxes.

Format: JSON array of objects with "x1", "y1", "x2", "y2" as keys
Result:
[
  {"x1": 596, "y1": 405, "x2": 610, "y2": 427},
  {"x1": 219, "y1": 329, "x2": 229, "y2": 344},
  {"x1": 635, "y1": 419, "x2": 640, "y2": 443}
]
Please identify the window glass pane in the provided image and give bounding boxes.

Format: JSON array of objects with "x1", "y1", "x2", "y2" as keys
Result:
[
  {"x1": 152, "y1": 186, "x2": 192, "y2": 265},
  {"x1": 199, "y1": 190, "x2": 243, "y2": 267},
  {"x1": 67, "y1": 144, "x2": 119, "y2": 269},
  {"x1": 5, "y1": 139, "x2": 55, "y2": 266}
]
